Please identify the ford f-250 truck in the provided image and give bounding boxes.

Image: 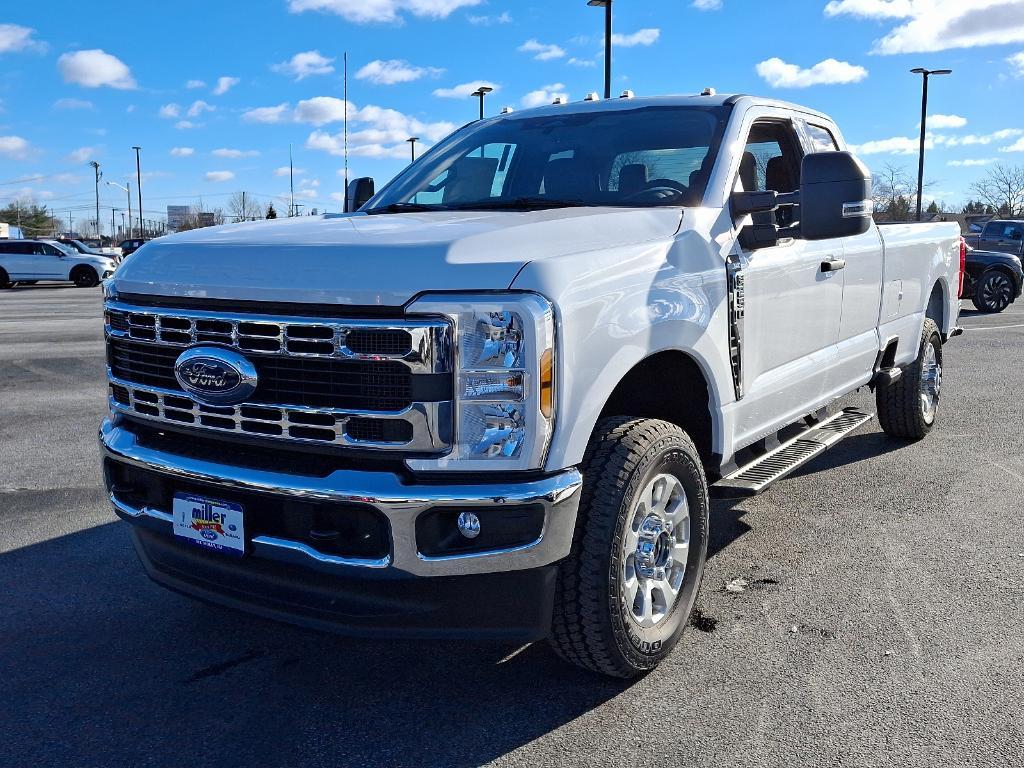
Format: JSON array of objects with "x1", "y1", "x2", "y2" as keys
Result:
[{"x1": 100, "y1": 94, "x2": 963, "y2": 677}]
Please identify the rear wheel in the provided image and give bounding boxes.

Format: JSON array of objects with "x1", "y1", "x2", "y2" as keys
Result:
[
  {"x1": 876, "y1": 318, "x2": 942, "y2": 440},
  {"x1": 550, "y1": 418, "x2": 709, "y2": 678},
  {"x1": 71, "y1": 266, "x2": 99, "y2": 288},
  {"x1": 0, "y1": 268, "x2": 10, "y2": 289},
  {"x1": 972, "y1": 269, "x2": 1015, "y2": 313}
]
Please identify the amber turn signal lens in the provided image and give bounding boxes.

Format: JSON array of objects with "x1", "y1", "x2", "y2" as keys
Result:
[{"x1": 539, "y1": 348, "x2": 554, "y2": 418}]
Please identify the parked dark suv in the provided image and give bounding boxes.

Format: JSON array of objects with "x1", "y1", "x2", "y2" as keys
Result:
[
  {"x1": 964, "y1": 219, "x2": 1024, "y2": 257},
  {"x1": 118, "y1": 238, "x2": 148, "y2": 257},
  {"x1": 961, "y1": 245, "x2": 1023, "y2": 313}
]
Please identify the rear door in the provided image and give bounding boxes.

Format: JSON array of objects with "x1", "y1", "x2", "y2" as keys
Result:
[
  {"x1": 2, "y1": 242, "x2": 33, "y2": 278},
  {"x1": 731, "y1": 116, "x2": 845, "y2": 445}
]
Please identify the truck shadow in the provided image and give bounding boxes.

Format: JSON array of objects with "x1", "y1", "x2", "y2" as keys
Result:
[{"x1": 0, "y1": 504, "x2": 751, "y2": 768}]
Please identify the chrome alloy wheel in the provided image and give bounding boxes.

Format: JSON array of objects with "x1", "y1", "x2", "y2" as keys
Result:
[
  {"x1": 920, "y1": 341, "x2": 942, "y2": 424},
  {"x1": 621, "y1": 473, "x2": 691, "y2": 628}
]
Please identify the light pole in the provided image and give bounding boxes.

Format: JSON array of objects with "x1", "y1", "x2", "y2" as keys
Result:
[
  {"x1": 588, "y1": 0, "x2": 612, "y2": 99},
  {"x1": 89, "y1": 161, "x2": 102, "y2": 240},
  {"x1": 910, "y1": 67, "x2": 952, "y2": 221},
  {"x1": 407, "y1": 137, "x2": 419, "y2": 163},
  {"x1": 106, "y1": 181, "x2": 132, "y2": 238},
  {"x1": 471, "y1": 86, "x2": 493, "y2": 120},
  {"x1": 132, "y1": 146, "x2": 143, "y2": 237}
]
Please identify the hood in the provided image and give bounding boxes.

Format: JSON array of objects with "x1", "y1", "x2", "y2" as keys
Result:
[{"x1": 110, "y1": 207, "x2": 682, "y2": 306}]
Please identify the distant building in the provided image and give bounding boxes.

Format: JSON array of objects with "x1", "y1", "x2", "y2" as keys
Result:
[
  {"x1": 198, "y1": 212, "x2": 216, "y2": 228},
  {"x1": 167, "y1": 205, "x2": 190, "y2": 232}
]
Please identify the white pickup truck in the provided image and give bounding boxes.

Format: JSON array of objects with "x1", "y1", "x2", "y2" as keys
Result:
[{"x1": 100, "y1": 93, "x2": 963, "y2": 677}]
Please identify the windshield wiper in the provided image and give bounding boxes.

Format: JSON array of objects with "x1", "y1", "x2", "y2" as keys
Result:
[
  {"x1": 447, "y1": 197, "x2": 591, "y2": 211},
  {"x1": 366, "y1": 202, "x2": 449, "y2": 215}
]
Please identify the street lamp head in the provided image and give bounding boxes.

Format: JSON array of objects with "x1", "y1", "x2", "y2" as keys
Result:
[
  {"x1": 471, "y1": 86, "x2": 494, "y2": 97},
  {"x1": 910, "y1": 67, "x2": 928, "y2": 74},
  {"x1": 407, "y1": 137, "x2": 419, "y2": 143},
  {"x1": 932, "y1": 69, "x2": 953, "y2": 75},
  {"x1": 911, "y1": 67, "x2": 953, "y2": 75},
  {"x1": 587, "y1": 0, "x2": 609, "y2": 6}
]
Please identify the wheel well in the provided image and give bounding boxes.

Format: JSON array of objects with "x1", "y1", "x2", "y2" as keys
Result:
[
  {"x1": 926, "y1": 282, "x2": 945, "y2": 329},
  {"x1": 598, "y1": 351, "x2": 713, "y2": 464},
  {"x1": 69, "y1": 264, "x2": 92, "y2": 278}
]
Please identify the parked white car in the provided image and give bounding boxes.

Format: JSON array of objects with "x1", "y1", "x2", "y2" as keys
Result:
[
  {"x1": 0, "y1": 239, "x2": 117, "y2": 288},
  {"x1": 99, "y1": 93, "x2": 962, "y2": 677}
]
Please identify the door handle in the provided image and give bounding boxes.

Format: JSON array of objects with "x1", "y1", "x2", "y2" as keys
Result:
[{"x1": 821, "y1": 258, "x2": 846, "y2": 273}]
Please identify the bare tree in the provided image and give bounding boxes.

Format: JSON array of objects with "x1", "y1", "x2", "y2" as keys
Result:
[
  {"x1": 969, "y1": 163, "x2": 1024, "y2": 217},
  {"x1": 227, "y1": 191, "x2": 264, "y2": 222},
  {"x1": 873, "y1": 163, "x2": 915, "y2": 222},
  {"x1": 175, "y1": 202, "x2": 226, "y2": 231}
]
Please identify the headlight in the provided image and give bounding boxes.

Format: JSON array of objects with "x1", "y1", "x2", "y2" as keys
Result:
[{"x1": 406, "y1": 293, "x2": 556, "y2": 472}]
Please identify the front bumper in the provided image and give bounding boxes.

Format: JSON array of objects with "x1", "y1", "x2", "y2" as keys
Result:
[{"x1": 100, "y1": 419, "x2": 582, "y2": 578}]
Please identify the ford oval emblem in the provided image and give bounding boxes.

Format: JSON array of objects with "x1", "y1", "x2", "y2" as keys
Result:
[{"x1": 174, "y1": 347, "x2": 258, "y2": 406}]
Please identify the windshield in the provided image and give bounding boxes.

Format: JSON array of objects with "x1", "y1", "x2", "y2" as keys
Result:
[
  {"x1": 366, "y1": 105, "x2": 731, "y2": 213},
  {"x1": 46, "y1": 240, "x2": 78, "y2": 256}
]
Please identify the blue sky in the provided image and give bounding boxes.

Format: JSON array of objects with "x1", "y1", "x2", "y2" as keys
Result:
[{"x1": 2, "y1": 0, "x2": 1023, "y2": 231}]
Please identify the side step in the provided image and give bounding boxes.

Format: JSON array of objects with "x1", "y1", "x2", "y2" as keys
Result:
[{"x1": 712, "y1": 408, "x2": 874, "y2": 498}]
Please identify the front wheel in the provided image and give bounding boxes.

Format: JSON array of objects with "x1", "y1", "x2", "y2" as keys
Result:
[
  {"x1": 549, "y1": 418, "x2": 709, "y2": 678},
  {"x1": 876, "y1": 318, "x2": 942, "y2": 440},
  {"x1": 972, "y1": 269, "x2": 1015, "y2": 313},
  {"x1": 0, "y1": 268, "x2": 10, "y2": 289},
  {"x1": 71, "y1": 266, "x2": 99, "y2": 288}
]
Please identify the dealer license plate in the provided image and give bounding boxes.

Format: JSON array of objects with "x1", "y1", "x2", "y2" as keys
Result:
[{"x1": 172, "y1": 493, "x2": 245, "y2": 556}]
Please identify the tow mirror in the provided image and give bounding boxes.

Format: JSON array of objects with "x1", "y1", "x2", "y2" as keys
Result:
[
  {"x1": 345, "y1": 177, "x2": 375, "y2": 213},
  {"x1": 800, "y1": 152, "x2": 872, "y2": 240}
]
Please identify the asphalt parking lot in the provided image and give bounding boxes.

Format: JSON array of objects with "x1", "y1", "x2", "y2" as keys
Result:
[{"x1": 2, "y1": 284, "x2": 1023, "y2": 768}]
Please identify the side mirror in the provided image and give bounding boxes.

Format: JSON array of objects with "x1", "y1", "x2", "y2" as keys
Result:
[
  {"x1": 345, "y1": 177, "x2": 375, "y2": 213},
  {"x1": 800, "y1": 152, "x2": 872, "y2": 241}
]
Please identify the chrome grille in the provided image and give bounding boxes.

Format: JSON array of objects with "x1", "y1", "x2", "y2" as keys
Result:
[{"x1": 105, "y1": 301, "x2": 453, "y2": 453}]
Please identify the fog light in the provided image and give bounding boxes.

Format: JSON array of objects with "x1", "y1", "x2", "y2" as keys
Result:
[{"x1": 457, "y1": 511, "x2": 481, "y2": 539}]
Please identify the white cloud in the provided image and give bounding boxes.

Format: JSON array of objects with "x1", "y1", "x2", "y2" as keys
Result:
[
  {"x1": 467, "y1": 11, "x2": 511, "y2": 24},
  {"x1": 567, "y1": 57, "x2": 597, "y2": 67},
  {"x1": 57, "y1": 49, "x2": 136, "y2": 89},
  {"x1": 756, "y1": 57, "x2": 868, "y2": 87},
  {"x1": 54, "y1": 98, "x2": 94, "y2": 110},
  {"x1": 275, "y1": 166, "x2": 306, "y2": 177},
  {"x1": 926, "y1": 114, "x2": 967, "y2": 129},
  {"x1": 170, "y1": 147, "x2": 195, "y2": 157},
  {"x1": 1009, "y1": 51, "x2": 1024, "y2": 76},
  {"x1": 68, "y1": 146, "x2": 97, "y2": 163},
  {"x1": 518, "y1": 39, "x2": 566, "y2": 61},
  {"x1": 187, "y1": 100, "x2": 215, "y2": 117},
  {"x1": 212, "y1": 148, "x2": 260, "y2": 158},
  {"x1": 611, "y1": 28, "x2": 661, "y2": 47},
  {"x1": 242, "y1": 103, "x2": 290, "y2": 123},
  {"x1": 175, "y1": 120, "x2": 198, "y2": 130},
  {"x1": 287, "y1": 0, "x2": 483, "y2": 23},
  {"x1": 433, "y1": 80, "x2": 499, "y2": 98},
  {"x1": 295, "y1": 96, "x2": 352, "y2": 125},
  {"x1": 185, "y1": 79, "x2": 206, "y2": 89},
  {"x1": 1000, "y1": 137, "x2": 1024, "y2": 152},
  {"x1": 205, "y1": 170, "x2": 235, "y2": 182},
  {"x1": 357, "y1": 59, "x2": 443, "y2": 85},
  {"x1": 849, "y1": 135, "x2": 928, "y2": 155},
  {"x1": 305, "y1": 102, "x2": 456, "y2": 160},
  {"x1": 0, "y1": 135, "x2": 31, "y2": 159},
  {"x1": 273, "y1": 50, "x2": 336, "y2": 80},
  {"x1": 948, "y1": 158, "x2": 996, "y2": 166},
  {"x1": 936, "y1": 128, "x2": 1024, "y2": 147},
  {"x1": 159, "y1": 103, "x2": 181, "y2": 119},
  {"x1": 826, "y1": 0, "x2": 1024, "y2": 54},
  {"x1": 0, "y1": 23, "x2": 47, "y2": 54},
  {"x1": 692, "y1": 0, "x2": 723, "y2": 8},
  {"x1": 212, "y1": 76, "x2": 240, "y2": 95},
  {"x1": 522, "y1": 83, "x2": 570, "y2": 108}
]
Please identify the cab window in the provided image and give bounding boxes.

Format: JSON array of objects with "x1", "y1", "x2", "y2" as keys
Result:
[
  {"x1": 738, "y1": 120, "x2": 803, "y2": 228},
  {"x1": 805, "y1": 123, "x2": 839, "y2": 152}
]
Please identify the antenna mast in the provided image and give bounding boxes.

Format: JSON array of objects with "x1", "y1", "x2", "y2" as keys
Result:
[{"x1": 344, "y1": 51, "x2": 349, "y2": 210}]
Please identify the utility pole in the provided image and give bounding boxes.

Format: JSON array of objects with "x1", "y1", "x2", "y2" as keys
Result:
[
  {"x1": 68, "y1": 212, "x2": 73, "y2": 236},
  {"x1": 289, "y1": 143, "x2": 295, "y2": 217},
  {"x1": 90, "y1": 161, "x2": 102, "y2": 240},
  {"x1": 588, "y1": 0, "x2": 613, "y2": 99},
  {"x1": 106, "y1": 181, "x2": 132, "y2": 238},
  {"x1": 111, "y1": 208, "x2": 116, "y2": 244},
  {"x1": 241, "y1": 191, "x2": 247, "y2": 222},
  {"x1": 344, "y1": 51, "x2": 349, "y2": 212},
  {"x1": 910, "y1": 67, "x2": 952, "y2": 221},
  {"x1": 120, "y1": 211, "x2": 126, "y2": 239},
  {"x1": 132, "y1": 146, "x2": 143, "y2": 237}
]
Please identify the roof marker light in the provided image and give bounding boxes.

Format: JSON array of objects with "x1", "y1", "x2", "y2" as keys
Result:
[
  {"x1": 584, "y1": 92, "x2": 601, "y2": 101},
  {"x1": 552, "y1": 95, "x2": 568, "y2": 105},
  {"x1": 620, "y1": 89, "x2": 635, "y2": 99},
  {"x1": 501, "y1": 106, "x2": 515, "y2": 114},
  {"x1": 701, "y1": 87, "x2": 717, "y2": 96}
]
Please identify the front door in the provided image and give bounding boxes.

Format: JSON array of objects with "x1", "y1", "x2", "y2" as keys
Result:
[{"x1": 731, "y1": 119, "x2": 845, "y2": 447}]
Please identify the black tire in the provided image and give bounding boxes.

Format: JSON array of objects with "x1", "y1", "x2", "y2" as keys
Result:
[
  {"x1": 972, "y1": 269, "x2": 1015, "y2": 313},
  {"x1": 549, "y1": 417, "x2": 709, "y2": 678},
  {"x1": 0, "y1": 268, "x2": 10, "y2": 289},
  {"x1": 71, "y1": 266, "x2": 99, "y2": 288},
  {"x1": 876, "y1": 318, "x2": 942, "y2": 440}
]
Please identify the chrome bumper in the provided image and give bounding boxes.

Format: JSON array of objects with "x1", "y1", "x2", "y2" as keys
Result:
[{"x1": 99, "y1": 420, "x2": 582, "y2": 578}]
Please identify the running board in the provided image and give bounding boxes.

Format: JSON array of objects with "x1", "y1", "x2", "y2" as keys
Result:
[{"x1": 712, "y1": 408, "x2": 874, "y2": 498}]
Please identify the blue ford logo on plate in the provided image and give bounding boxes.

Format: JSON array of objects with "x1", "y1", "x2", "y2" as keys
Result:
[{"x1": 174, "y1": 347, "x2": 258, "y2": 405}]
